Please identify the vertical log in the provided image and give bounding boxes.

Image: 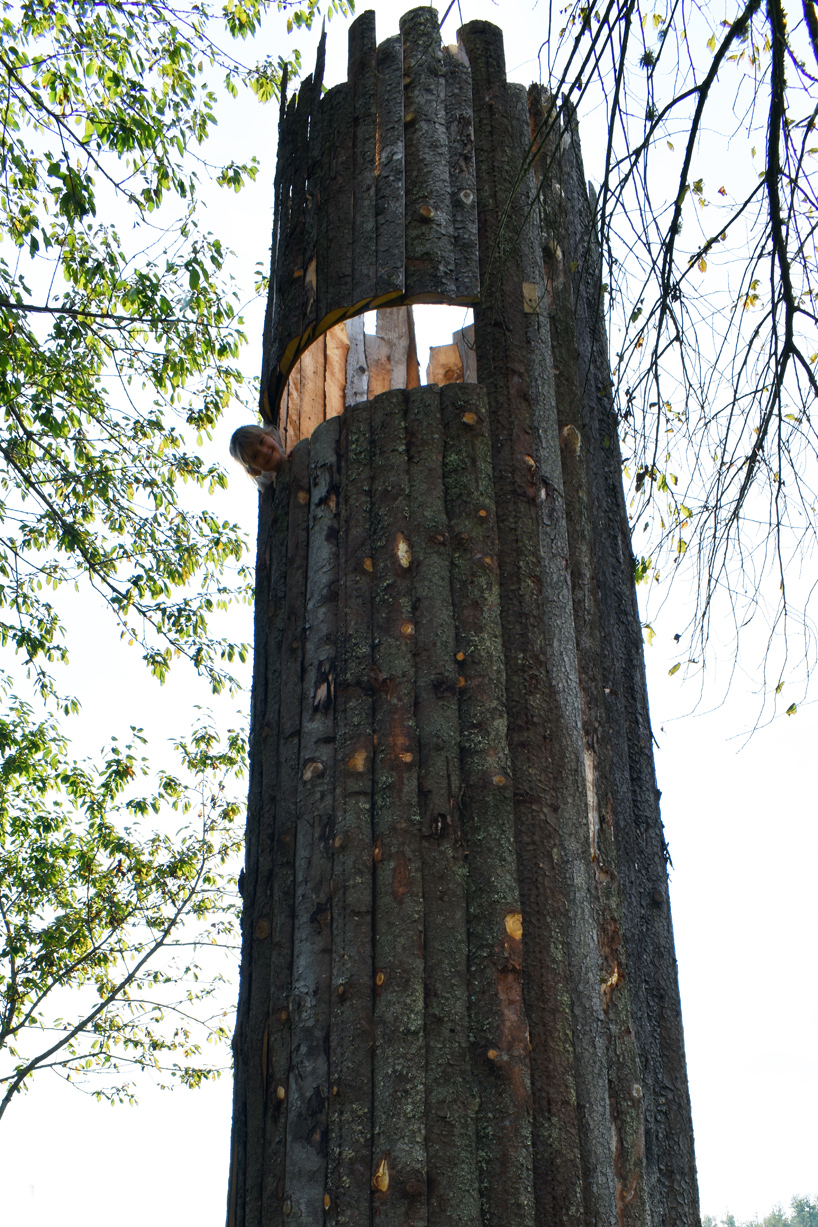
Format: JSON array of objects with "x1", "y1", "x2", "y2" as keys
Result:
[
  {"x1": 265, "y1": 91, "x2": 298, "y2": 420},
  {"x1": 284, "y1": 364, "x2": 302, "y2": 455},
  {"x1": 349, "y1": 11, "x2": 379, "y2": 307},
  {"x1": 405, "y1": 386, "x2": 480, "y2": 1227},
  {"x1": 277, "y1": 81, "x2": 311, "y2": 403},
  {"x1": 532, "y1": 84, "x2": 651, "y2": 1227},
  {"x1": 376, "y1": 306, "x2": 411, "y2": 388},
  {"x1": 227, "y1": 484, "x2": 284, "y2": 1227},
  {"x1": 303, "y1": 33, "x2": 327, "y2": 337},
  {"x1": 426, "y1": 342, "x2": 463, "y2": 386},
  {"x1": 440, "y1": 382, "x2": 536, "y2": 1227},
  {"x1": 512, "y1": 77, "x2": 618, "y2": 1227},
  {"x1": 365, "y1": 333, "x2": 393, "y2": 399},
  {"x1": 346, "y1": 314, "x2": 370, "y2": 405},
  {"x1": 259, "y1": 441, "x2": 311, "y2": 1226},
  {"x1": 318, "y1": 82, "x2": 354, "y2": 326},
  {"x1": 262, "y1": 82, "x2": 294, "y2": 420},
  {"x1": 559, "y1": 112, "x2": 700, "y2": 1227},
  {"x1": 328, "y1": 402, "x2": 375, "y2": 1226},
  {"x1": 444, "y1": 44, "x2": 480, "y2": 302},
  {"x1": 325, "y1": 323, "x2": 351, "y2": 421},
  {"x1": 455, "y1": 323, "x2": 477, "y2": 383},
  {"x1": 400, "y1": 7, "x2": 455, "y2": 300},
  {"x1": 369, "y1": 388, "x2": 427, "y2": 1226},
  {"x1": 298, "y1": 335, "x2": 327, "y2": 443},
  {"x1": 285, "y1": 419, "x2": 341, "y2": 1223},
  {"x1": 460, "y1": 22, "x2": 615, "y2": 1227},
  {"x1": 375, "y1": 34, "x2": 406, "y2": 299}
]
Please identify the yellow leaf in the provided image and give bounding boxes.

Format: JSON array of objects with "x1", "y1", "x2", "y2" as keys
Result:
[
  {"x1": 667, "y1": 140, "x2": 674, "y2": 150},
  {"x1": 707, "y1": 33, "x2": 716, "y2": 50},
  {"x1": 697, "y1": 256, "x2": 707, "y2": 273},
  {"x1": 644, "y1": 624, "x2": 656, "y2": 646},
  {"x1": 669, "y1": 662, "x2": 681, "y2": 676},
  {"x1": 775, "y1": 681, "x2": 784, "y2": 694},
  {"x1": 786, "y1": 703, "x2": 797, "y2": 716}
]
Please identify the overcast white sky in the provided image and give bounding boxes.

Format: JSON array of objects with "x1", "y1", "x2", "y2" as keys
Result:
[{"x1": 2, "y1": 1, "x2": 816, "y2": 1223}]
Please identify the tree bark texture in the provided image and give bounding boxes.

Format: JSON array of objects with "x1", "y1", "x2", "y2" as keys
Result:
[{"x1": 230, "y1": 10, "x2": 700, "y2": 1227}]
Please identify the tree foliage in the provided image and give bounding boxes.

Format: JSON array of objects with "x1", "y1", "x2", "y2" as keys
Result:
[
  {"x1": 704, "y1": 1195, "x2": 818, "y2": 1227},
  {"x1": 528, "y1": 0, "x2": 818, "y2": 713},
  {"x1": 0, "y1": 707, "x2": 245, "y2": 1119},
  {"x1": 0, "y1": 0, "x2": 351, "y2": 1114}
]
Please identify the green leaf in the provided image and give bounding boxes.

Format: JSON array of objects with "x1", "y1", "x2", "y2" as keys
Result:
[{"x1": 668, "y1": 662, "x2": 681, "y2": 675}]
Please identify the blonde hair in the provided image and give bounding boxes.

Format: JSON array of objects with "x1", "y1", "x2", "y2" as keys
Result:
[{"x1": 229, "y1": 423, "x2": 284, "y2": 487}]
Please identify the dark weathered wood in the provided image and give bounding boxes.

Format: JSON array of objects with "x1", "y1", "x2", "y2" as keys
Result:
[
  {"x1": 318, "y1": 82, "x2": 354, "y2": 327},
  {"x1": 375, "y1": 34, "x2": 406, "y2": 299},
  {"x1": 349, "y1": 11, "x2": 379, "y2": 307},
  {"x1": 275, "y1": 82, "x2": 312, "y2": 420},
  {"x1": 327, "y1": 401, "x2": 375, "y2": 1226},
  {"x1": 262, "y1": 76, "x2": 289, "y2": 421},
  {"x1": 302, "y1": 32, "x2": 327, "y2": 340},
  {"x1": 558, "y1": 109, "x2": 700, "y2": 1227},
  {"x1": 227, "y1": 483, "x2": 282, "y2": 1227},
  {"x1": 532, "y1": 84, "x2": 652, "y2": 1227},
  {"x1": 369, "y1": 388, "x2": 426, "y2": 1226},
  {"x1": 265, "y1": 90, "x2": 298, "y2": 423},
  {"x1": 459, "y1": 22, "x2": 599, "y2": 1227},
  {"x1": 444, "y1": 44, "x2": 480, "y2": 302},
  {"x1": 405, "y1": 385, "x2": 480, "y2": 1227},
  {"x1": 285, "y1": 418, "x2": 341, "y2": 1222},
  {"x1": 400, "y1": 7, "x2": 455, "y2": 301},
  {"x1": 512, "y1": 77, "x2": 618, "y2": 1227},
  {"x1": 440, "y1": 382, "x2": 536, "y2": 1227},
  {"x1": 258, "y1": 441, "x2": 311, "y2": 1227}
]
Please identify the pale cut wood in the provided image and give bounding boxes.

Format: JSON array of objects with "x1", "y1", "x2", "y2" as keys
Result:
[
  {"x1": 401, "y1": 7, "x2": 456, "y2": 300},
  {"x1": 298, "y1": 334, "x2": 327, "y2": 442},
  {"x1": 345, "y1": 313, "x2": 369, "y2": 405},
  {"x1": 455, "y1": 324, "x2": 477, "y2": 383},
  {"x1": 375, "y1": 34, "x2": 405, "y2": 297},
  {"x1": 325, "y1": 322, "x2": 350, "y2": 420},
  {"x1": 365, "y1": 333, "x2": 392, "y2": 398},
  {"x1": 376, "y1": 306, "x2": 411, "y2": 388},
  {"x1": 426, "y1": 341, "x2": 463, "y2": 386},
  {"x1": 406, "y1": 305, "x2": 421, "y2": 388},
  {"x1": 285, "y1": 363, "x2": 301, "y2": 454}
]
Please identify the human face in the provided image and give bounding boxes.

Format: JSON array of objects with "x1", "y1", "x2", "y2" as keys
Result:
[{"x1": 249, "y1": 433, "x2": 284, "y2": 474}]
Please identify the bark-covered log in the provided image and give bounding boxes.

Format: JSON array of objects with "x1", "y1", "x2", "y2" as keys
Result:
[
  {"x1": 375, "y1": 34, "x2": 405, "y2": 299},
  {"x1": 327, "y1": 401, "x2": 375, "y2": 1226},
  {"x1": 440, "y1": 382, "x2": 536, "y2": 1227},
  {"x1": 444, "y1": 45, "x2": 480, "y2": 302},
  {"x1": 285, "y1": 418, "x2": 340, "y2": 1222},
  {"x1": 460, "y1": 22, "x2": 597, "y2": 1227},
  {"x1": 349, "y1": 11, "x2": 378, "y2": 308},
  {"x1": 317, "y1": 83, "x2": 354, "y2": 328},
  {"x1": 369, "y1": 389, "x2": 427, "y2": 1224},
  {"x1": 556, "y1": 107, "x2": 700, "y2": 1227},
  {"x1": 400, "y1": 7, "x2": 455, "y2": 300},
  {"x1": 404, "y1": 386, "x2": 479, "y2": 1227}
]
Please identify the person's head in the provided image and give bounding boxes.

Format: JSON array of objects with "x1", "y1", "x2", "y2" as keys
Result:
[{"x1": 229, "y1": 424, "x2": 286, "y2": 484}]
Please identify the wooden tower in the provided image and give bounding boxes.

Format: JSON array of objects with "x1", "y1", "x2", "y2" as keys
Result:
[{"x1": 228, "y1": 9, "x2": 701, "y2": 1227}]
